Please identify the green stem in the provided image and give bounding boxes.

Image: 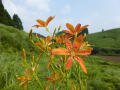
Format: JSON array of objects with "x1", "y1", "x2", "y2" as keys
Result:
[{"x1": 33, "y1": 71, "x2": 44, "y2": 89}]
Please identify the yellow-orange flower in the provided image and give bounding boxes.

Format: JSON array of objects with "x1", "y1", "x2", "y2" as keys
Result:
[
  {"x1": 52, "y1": 36, "x2": 92, "y2": 73},
  {"x1": 34, "y1": 36, "x2": 52, "y2": 51},
  {"x1": 17, "y1": 69, "x2": 32, "y2": 90},
  {"x1": 63, "y1": 23, "x2": 89, "y2": 36},
  {"x1": 33, "y1": 16, "x2": 55, "y2": 28},
  {"x1": 55, "y1": 35, "x2": 65, "y2": 44}
]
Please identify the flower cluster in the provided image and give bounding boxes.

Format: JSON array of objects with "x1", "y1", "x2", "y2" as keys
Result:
[{"x1": 17, "y1": 16, "x2": 93, "y2": 90}]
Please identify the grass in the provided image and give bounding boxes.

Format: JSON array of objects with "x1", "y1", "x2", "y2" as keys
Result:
[
  {"x1": 87, "y1": 28, "x2": 120, "y2": 55},
  {"x1": 87, "y1": 28, "x2": 120, "y2": 49},
  {"x1": 0, "y1": 53, "x2": 120, "y2": 90},
  {"x1": 0, "y1": 24, "x2": 120, "y2": 90}
]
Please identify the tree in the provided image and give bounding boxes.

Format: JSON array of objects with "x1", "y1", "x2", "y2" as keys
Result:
[
  {"x1": 0, "y1": 0, "x2": 23, "y2": 30},
  {"x1": 102, "y1": 28, "x2": 104, "y2": 32},
  {"x1": 0, "y1": 0, "x2": 14, "y2": 26},
  {"x1": 13, "y1": 14, "x2": 23, "y2": 30}
]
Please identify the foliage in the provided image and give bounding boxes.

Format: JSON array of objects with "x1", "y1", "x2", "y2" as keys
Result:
[
  {"x1": 13, "y1": 14, "x2": 23, "y2": 30},
  {"x1": 16, "y1": 16, "x2": 93, "y2": 90},
  {"x1": 87, "y1": 28, "x2": 120, "y2": 55},
  {"x1": 0, "y1": 0, "x2": 23, "y2": 30},
  {"x1": 0, "y1": 23, "x2": 120, "y2": 90}
]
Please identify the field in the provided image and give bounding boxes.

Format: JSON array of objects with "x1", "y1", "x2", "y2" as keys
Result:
[{"x1": 0, "y1": 24, "x2": 120, "y2": 90}]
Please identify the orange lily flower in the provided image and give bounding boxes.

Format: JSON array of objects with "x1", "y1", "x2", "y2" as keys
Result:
[
  {"x1": 34, "y1": 36, "x2": 52, "y2": 51},
  {"x1": 52, "y1": 36, "x2": 92, "y2": 73},
  {"x1": 55, "y1": 35, "x2": 65, "y2": 44},
  {"x1": 17, "y1": 69, "x2": 32, "y2": 90},
  {"x1": 63, "y1": 23, "x2": 89, "y2": 36},
  {"x1": 33, "y1": 16, "x2": 55, "y2": 28}
]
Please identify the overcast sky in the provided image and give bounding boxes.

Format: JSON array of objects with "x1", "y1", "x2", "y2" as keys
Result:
[{"x1": 2, "y1": 0, "x2": 120, "y2": 36}]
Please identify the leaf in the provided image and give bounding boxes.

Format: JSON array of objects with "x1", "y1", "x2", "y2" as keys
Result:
[
  {"x1": 52, "y1": 48, "x2": 70, "y2": 55},
  {"x1": 66, "y1": 56, "x2": 73, "y2": 70},
  {"x1": 66, "y1": 23, "x2": 75, "y2": 33},
  {"x1": 37, "y1": 19, "x2": 46, "y2": 27},
  {"x1": 74, "y1": 56, "x2": 87, "y2": 73}
]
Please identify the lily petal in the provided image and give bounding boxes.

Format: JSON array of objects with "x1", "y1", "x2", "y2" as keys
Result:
[
  {"x1": 37, "y1": 19, "x2": 46, "y2": 27},
  {"x1": 46, "y1": 16, "x2": 55, "y2": 26},
  {"x1": 77, "y1": 50, "x2": 91, "y2": 56},
  {"x1": 17, "y1": 76, "x2": 26, "y2": 81},
  {"x1": 18, "y1": 80, "x2": 26, "y2": 88},
  {"x1": 66, "y1": 56, "x2": 74, "y2": 70},
  {"x1": 52, "y1": 48, "x2": 70, "y2": 55},
  {"x1": 32, "y1": 25, "x2": 42, "y2": 28},
  {"x1": 63, "y1": 30, "x2": 74, "y2": 35},
  {"x1": 65, "y1": 38, "x2": 73, "y2": 50},
  {"x1": 46, "y1": 36, "x2": 51, "y2": 41},
  {"x1": 73, "y1": 35, "x2": 83, "y2": 50},
  {"x1": 74, "y1": 56, "x2": 87, "y2": 73},
  {"x1": 66, "y1": 23, "x2": 75, "y2": 33},
  {"x1": 77, "y1": 25, "x2": 89, "y2": 33},
  {"x1": 75, "y1": 24, "x2": 81, "y2": 32}
]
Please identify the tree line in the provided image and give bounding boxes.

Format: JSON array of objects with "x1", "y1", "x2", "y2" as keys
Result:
[{"x1": 0, "y1": 0, "x2": 23, "y2": 30}]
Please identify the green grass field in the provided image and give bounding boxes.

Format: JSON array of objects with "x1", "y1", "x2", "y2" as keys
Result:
[
  {"x1": 87, "y1": 28, "x2": 120, "y2": 56},
  {"x1": 0, "y1": 24, "x2": 120, "y2": 90},
  {"x1": 87, "y1": 28, "x2": 120, "y2": 49}
]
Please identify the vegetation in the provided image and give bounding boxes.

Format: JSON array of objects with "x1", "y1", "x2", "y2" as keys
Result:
[
  {"x1": 13, "y1": 14, "x2": 23, "y2": 30},
  {"x1": 87, "y1": 28, "x2": 120, "y2": 55},
  {"x1": 0, "y1": 0, "x2": 23, "y2": 30},
  {"x1": 0, "y1": 18, "x2": 120, "y2": 90}
]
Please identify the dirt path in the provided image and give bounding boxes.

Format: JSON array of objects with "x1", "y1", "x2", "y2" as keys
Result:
[{"x1": 98, "y1": 56, "x2": 120, "y2": 62}]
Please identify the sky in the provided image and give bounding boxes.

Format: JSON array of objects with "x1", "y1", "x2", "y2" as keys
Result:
[{"x1": 2, "y1": 0, "x2": 120, "y2": 36}]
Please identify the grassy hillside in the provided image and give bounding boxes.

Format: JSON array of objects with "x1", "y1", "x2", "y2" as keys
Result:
[
  {"x1": 0, "y1": 24, "x2": 120, "y2": 90},
  {"x1": 87, "y1": 28, "x2": 120, "y2": 55},
  {"x1": 0, "y1": 24, "x2": 39, "y2": 55}
]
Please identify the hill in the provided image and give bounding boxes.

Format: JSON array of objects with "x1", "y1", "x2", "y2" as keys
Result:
[
  {"x1": 87, "y1": 28, "x2": 120, "y2": 55},
  {"x1": 0, "y1": 24, "x2": 39, "y2": 55}
]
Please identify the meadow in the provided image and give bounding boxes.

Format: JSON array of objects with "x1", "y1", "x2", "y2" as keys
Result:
[{"x1": 0, "y1": 23, "x2": 120, "y2": 90}]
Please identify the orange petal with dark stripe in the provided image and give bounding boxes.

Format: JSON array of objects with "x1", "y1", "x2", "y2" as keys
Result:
[
  {"x1": 46, "y1": 16, "x2": 55, "y2": 26},
  {"x1": 77, "y1": 50, "x2": 91, "y2": 56},
  {"x1": 66, "y1": 23, "x2": 75, "y2": 33},
  {"x1": 66, "y1": 56, "x2": 73, "y2": 70},
  {"x1": 63, "y1": 30, "x2": 74, "y2": 35},
  {"x1": 65, "y1": 38, "x2": 73, "y2": 50},
  {"x1": 52, "y1": 48, "x2": 70, "y2": 55},
  {"x1": 74, "y1": 56, "x2": 87, "y2": 73},
  {"x1": 77, "y1": 25, "x2": 89, "y2": 33},
  {"x1": 73, "y1": 35, "x2": 83, "y2": 50},
  {"x1": 75, "y1": 24, "x2": 81, "y2": 32}
]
